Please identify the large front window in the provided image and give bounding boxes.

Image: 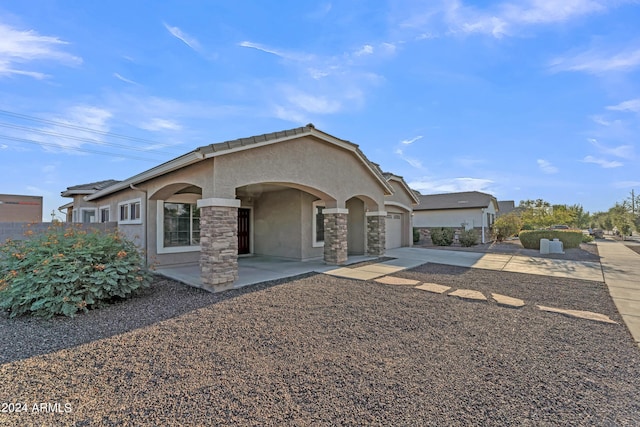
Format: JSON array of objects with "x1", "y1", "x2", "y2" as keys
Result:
[{"x1": 163, "y1": 203, "x2": 200, "y2": 247}]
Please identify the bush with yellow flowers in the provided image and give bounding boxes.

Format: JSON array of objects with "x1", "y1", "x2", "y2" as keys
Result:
[{"x1": 0, "y1": 223, "x2": 152, "y2": 318}]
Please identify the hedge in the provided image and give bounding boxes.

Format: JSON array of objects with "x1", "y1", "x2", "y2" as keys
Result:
[{"x1": 518, "y1": 230, "x2": 584, "y2": 250}]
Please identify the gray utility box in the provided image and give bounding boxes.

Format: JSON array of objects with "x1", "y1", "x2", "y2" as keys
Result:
[
  {"x1": 540, "y1": 238, "x2": 550, "y2": 254},
  {"x1": 549, "y1": 238, "x2": 564, "y2": 254}
]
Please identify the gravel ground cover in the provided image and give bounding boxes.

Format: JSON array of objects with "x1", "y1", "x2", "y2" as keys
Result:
[{"x1": 1, "y1": 263, "x2": 639, "y2": 426}]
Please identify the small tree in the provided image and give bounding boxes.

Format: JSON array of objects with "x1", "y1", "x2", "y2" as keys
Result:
[{"x1": 493, "y1": 213, "x2": 523, "y2": 241}]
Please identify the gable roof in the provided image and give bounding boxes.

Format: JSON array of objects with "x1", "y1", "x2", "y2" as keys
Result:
[
  {"x1": 414, "y1": 191, "x2": 498, "y2": 211},
  {"x1": 498, "y1": 200, "x2": 515, "y2": 214},
  {"x1": 85, "y1": 124, "x2": 393, "y2": 201},
  {"x1": 381, "y1": 172, "x2": 420, "y2": 205},
  {"x1": 61, "y1": 179, "x2": 121, "y2": 197}
]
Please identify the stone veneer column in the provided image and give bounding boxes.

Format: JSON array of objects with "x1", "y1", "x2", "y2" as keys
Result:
[
  {"x1": 197, "y1": 197, "x2": 241, "y2": 292},
  {"x1": 366, "y1": 211, "x2": 387, "y2": 256},
  {"x1": 323, "y1": 208, "x2": 348, "y2": 265}
]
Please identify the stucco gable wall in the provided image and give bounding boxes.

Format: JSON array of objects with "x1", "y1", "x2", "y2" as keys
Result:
[
  {"x1": 385, "y1": 180, "x2": 415, "y2": 210},
  {"x1": 211, "y1": 137, "x2": 386, "y2": 208},
  {"x1": 413, "y1": 208, "x2": 484, "y2": 228}
]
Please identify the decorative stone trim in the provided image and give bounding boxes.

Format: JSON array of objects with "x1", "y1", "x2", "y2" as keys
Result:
[
  {"x1": 199, "y1": 205, "x2": 238, "y2": 291},
  {"x1": 367, "y1": 214, "x2": 386, "y2": 256},
  {"x1": 323, "y1": 208, "x2": 349, "y2": 214},
  {"x1": 366, "y1": 211, "x2": 387, "y2": 216},
  {"x1": 197, "y1": 198, "x2": 241, "y2": 209},
  {"x1": 323, "y1": 212, "x2": 348, "y2": 265}
]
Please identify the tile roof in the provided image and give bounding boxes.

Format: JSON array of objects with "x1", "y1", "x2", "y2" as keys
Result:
[
  {"x1": 61, "y1": 179, "x2": 121, "y2": 197},
  {"x1": 414, "y1": 191, "x2": 497, "y2": 211}
]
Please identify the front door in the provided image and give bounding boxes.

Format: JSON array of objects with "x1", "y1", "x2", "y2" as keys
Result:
[{"x1": 238, "y1": 208, "x2": 250, "y2": 254}]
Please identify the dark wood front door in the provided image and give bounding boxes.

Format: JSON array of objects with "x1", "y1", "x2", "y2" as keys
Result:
[{"x1": 238, "y1": 208, "x2": 250, "y2": 254}]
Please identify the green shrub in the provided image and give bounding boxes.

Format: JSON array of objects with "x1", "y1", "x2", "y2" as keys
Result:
[
  {"x1": 430, "y1": 227, "x2": 454, "y2": 246},
  {"x1": 518, "y1": 230, "x2": 584, "y2": 250},
  {"x1": 413, "y1": 228, "x2": 420, "y2": 243},
  {"x1": 493, "y1": 213, "x2": 523, "y2": 241},
  {"x1": 0, "y1": 223, "x2": 152, "y2": 319},
  {"x1": 582, "y1": 234, "x2": 594, "y2": 243},
  {"x1": 458, "y1": 229, "x2": 478, "y2": 247}
]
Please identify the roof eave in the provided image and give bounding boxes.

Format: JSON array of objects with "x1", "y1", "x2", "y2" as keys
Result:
[{"x1": 85, "y1": 151, "x2": 205, "y2": 201}]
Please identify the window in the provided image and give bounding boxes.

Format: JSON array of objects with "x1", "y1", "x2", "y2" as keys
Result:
[
  {"x1": 312, "y1": 201, "x2": 325, "y2": 247},
  {"x1": 80, "y1": 208, "x2": 97, "y2": 224},
  {"x1": 118, "y1": 199, "x2": 142, "y2": 224},
  {"x1": 163, "y1": 202, "x2": 200, "y2": 247},
  {"x1": 99, "y1": 206, "x2": 110, "y2": 223}
]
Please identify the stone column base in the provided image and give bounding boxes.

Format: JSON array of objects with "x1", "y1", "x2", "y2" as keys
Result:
[
  {"x1": 323, "y1": 210, "x2": 348, "y2": 265},
  {"x1": 198, "y1": 199, "x2": 239, "y2": 292},
  {"x1": 366, "y1": 213, "x2": 386, "y2": 256}
]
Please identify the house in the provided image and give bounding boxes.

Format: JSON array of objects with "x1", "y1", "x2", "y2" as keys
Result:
[
  {"x1": 497, "y1": 200, "x2": 515, "y2": 217},
  {"x1": 413, "y1": 191, "x2": 499, "y2": 243},
  {"x1": 60, "y1": 124, "x2": 418, "y2": 292},
  {"x1": 0, "y1": 194, "x2": 43, "y2": 222},
  {"x1": 60, "y1": 180, "x2": 121, "y2": 223}
]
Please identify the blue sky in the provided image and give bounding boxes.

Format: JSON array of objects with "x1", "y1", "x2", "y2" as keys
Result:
[{"x1": 1, "y1": 0, "x2": 639, "y2": 221}]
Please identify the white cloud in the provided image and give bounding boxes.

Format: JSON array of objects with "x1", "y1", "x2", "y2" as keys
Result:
[
  {"x1": 401, "y1": 135, "x2": 423, "y2": 145},
  {"x1": 408, "y1": 177, "x2": 494, "y2": 193},
  {"x1": 139, "y1": 118, "x2": 182, "y2": 132},
  {"x1": 613, "y1": 180, "x2": 640, "y2": 188},
  {"x1": 113, "y1": 73, "x2": 138, "y2": 85},
  {"x1": 607, "y1": 98, "x2": 640, "y2": 114},
  {"x1": 290, "y1": 93, "x2": 341, "y2": 114},
  {"x1": 537, "y1": 159, "x2": 558, "y2": 174},
  {"x1": 28, "y1": 105, "x2": 112, "y2": 153},
  {"x1": 0, "y1": 144, "x2": 8, "y2": 149},
  {"x1": 355, "y1": 44, "x2": 374, "y2": 56},
  {"x1": 401, "y1": 0, "x2": 631, "y2": 39},
  {"x1": 239, "y1": 41, "x2": 314, "y2": 62},
  {"x1": 163, "y1": 23, "x2": 201, "y2": 51},
  {"x1": 549, "y1": 47, "x2": 640, "y2": 74},
  {"x1": 582, "y1": 155, "x2": 623, "y2": 168},
  {"x1": 0, "y1": 22, "x2": 81, "y2": 79},
  {"x1": 588, "y1": 138, "x2": 633, "y2": 158},
  {"x1": 394, "y1": 148, "x2": 423, "y2": 169}
]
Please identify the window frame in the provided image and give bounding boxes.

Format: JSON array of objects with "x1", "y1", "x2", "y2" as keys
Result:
[
  {"x1": 312, "y1": 200, "x2": 325, "y2": 247},
  {"x1": 79, "y1": 207, "x2": 97, "y2": 224},
  {"x1": 99, "y1": 205, "x2": 110, "y2": 223},
  {"x1": 117, "y1": 198, "x2": 143, "y2": 225},
  {"x1": 156, "y1": 200, "x2": 201, "y2": 254}
]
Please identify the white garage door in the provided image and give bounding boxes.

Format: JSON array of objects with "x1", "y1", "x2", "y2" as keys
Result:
[{"x1": 385, "y1": 213, "x2": 403, "y2": 249}]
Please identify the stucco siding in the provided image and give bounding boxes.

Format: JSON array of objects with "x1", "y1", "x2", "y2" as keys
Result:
[
  {"x1": 253, "y1": 188, "x2": 303, "y2": 259},
  {"x1": 385, "y1": 180, "x2": 415, "y2": 210},
  {"x1": 211, "y1": 137, "x2": 386, "y2": 209},
  {"x1": 413, "y1": 208, "x2": 483, "y2": 229},
  {"x1": 346, "y1": 198, "x2": 365, "y2": 255}
]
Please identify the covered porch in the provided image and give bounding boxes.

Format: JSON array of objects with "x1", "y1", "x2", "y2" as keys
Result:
[{"x1": 156, "y1": 254, "x2": 378, "y2": 290}]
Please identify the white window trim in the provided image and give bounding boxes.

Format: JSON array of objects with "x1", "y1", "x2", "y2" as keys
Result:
[
  {"x1": 79, "y1": 207, "x2": 97, "y2": 224},
  {"x1": 312, "y1": 200, "x2": 325, "y2": 248},
  {"x1": 156, "y1": 200, "x2": 201, "y2": 254},
  {"x1": 98, "y1": 205, "x2": 110, "y2": 223},
  {"x1": 118, "y1": 198, "x2": 143, "y2": 225}
]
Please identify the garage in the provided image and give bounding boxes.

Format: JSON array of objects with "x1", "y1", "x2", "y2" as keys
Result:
[{"x1": 385, "y1": 212, "x2": 403, "y2": 249}]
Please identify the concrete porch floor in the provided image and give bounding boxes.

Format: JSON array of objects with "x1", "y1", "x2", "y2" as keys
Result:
[{"x1": 155, "y1": 254, "x2": 378, "y2": 290}]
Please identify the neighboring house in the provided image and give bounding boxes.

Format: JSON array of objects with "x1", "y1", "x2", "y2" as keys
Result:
[
  {"x1": 413, "y1": 191, "x2": 499, "y2": 243},
  {"x1": 0, "y1": 194, "x2": 43, "y2": 222},
  {"x1": 497, "y1": 200, "x2": 515, "y2": 217},
  {"x1": 60, "y1": 124, "x2": 418, "y2": 292}
]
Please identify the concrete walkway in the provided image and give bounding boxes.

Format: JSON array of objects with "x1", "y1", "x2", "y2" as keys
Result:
[{"x1": 596, "y1": 240, "x2": 640, "y2": 348}]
